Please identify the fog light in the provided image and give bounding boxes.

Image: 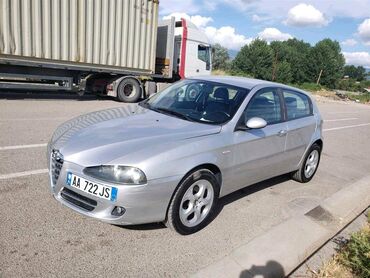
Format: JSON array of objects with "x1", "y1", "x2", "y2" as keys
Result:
[{"x1": 111, "y1": 206, "x2": 126, "y2": 216}]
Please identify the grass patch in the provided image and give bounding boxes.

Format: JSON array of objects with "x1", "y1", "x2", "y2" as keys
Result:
[
  {"x1": 211, "y1": 69, "x2": 228, "y2": 76},
  {"x1": 296, "y1": 83, "x2": 323, "y2": 92},
  {"x1": 337, "y1": 213, "x2": 370, "y2": 278},
  {"x1": 345, "y1": 92, "x2": 370, "y2": 104},
  {"x1": 211, "y1": 69, "x2": 253, "y2": 78},
  {"x1": 314, "y1": 257, "x2": 355, "y2": 278},
  {"x1": 313, "y1": 211, "x2": 370, "y2": 278}
]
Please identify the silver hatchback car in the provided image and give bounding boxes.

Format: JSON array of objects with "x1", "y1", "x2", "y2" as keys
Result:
[{"x1": 48, "y1": 76, "x2": 323, "y2": 234}]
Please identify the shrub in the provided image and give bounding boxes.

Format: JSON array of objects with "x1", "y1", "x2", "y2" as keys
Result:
[
  {"x1": 338, "y1": 223, "x2": 370, "y2": 277},
  {"x1": 297, "y1": 82, "x2": 322, "y2": 92}
]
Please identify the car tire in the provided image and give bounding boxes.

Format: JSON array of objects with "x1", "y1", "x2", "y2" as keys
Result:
[
  {"x1": 166, "y1": 169, "x2": 219, "y2": 235},
  {"x1": 291, "y1": 143, "x2": 321, "y2": 183},
  {"x1": 117, "y1": 78, "x2": 141, "y2": 103}
]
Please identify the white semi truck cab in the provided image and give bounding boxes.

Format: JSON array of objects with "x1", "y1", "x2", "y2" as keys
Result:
[
  {"x1": 107, "y1": 17, "x2": 212, "y2": 100},
  {"x1": 0, "y1": 0, "x2": 211, "y2": 102},
  {"x1": 173, "y1": 19, "x2": 212, "y2": 78}
]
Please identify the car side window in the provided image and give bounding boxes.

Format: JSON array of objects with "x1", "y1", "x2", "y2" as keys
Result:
[
  {"x1": 245, "y1": 89, "x2": 282, "y2": 125},
  {"x1": 283, "y1": 90, "x2": 312, "y2": 120}
]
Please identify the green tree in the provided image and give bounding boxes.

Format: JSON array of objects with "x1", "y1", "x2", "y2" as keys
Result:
[
  {"x1": 232, "y1": 39, "x2": 273, "y2": 80},
  {"x1": 343, "y1": 65, "x2": 366, "y2": 81},
  {"x1": 270, "y1": 39, "x2": 311, "y2": 84},
  {"x1": 212, "y1": 43, "x2": 230, "y2": 70},
  {"x1": 284, "y1": 39, "x2": 311, "y2": 83},
  {"x1": 309, "y1": 39, "x2": 345, "y2": 88},
  {"x1": 274, "y1": 61, "x2": 292, "y2": 83}
]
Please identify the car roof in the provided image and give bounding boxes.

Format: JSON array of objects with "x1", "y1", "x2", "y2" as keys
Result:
[{"x1": 188, "y1": 75, "x2": 304, "y2": 93}]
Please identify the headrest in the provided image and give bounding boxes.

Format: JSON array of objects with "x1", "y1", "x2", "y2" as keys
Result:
[
  {"x1": 285, "y1": 97, "x2": 297, "y2": 107},
  {"x1": 252, "y1": 96, "x2": 270, "y2": 106},
  {"x1": 214, "y1": 87, "x2": 229, "y2": 101}
]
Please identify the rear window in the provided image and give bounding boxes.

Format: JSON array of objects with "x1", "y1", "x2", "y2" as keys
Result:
[{"x1": 283, "y1": 90, "x2": 312, "y2": 120}]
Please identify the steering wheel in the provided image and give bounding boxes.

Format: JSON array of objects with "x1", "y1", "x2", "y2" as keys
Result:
[{"x1": 185, "y1": 84, "x2": 200, "y2": 101}]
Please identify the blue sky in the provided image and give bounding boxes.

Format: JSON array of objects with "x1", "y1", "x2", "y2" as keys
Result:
[{"x1": 160, "y1": 0, "x2": 370, "y2": 68}]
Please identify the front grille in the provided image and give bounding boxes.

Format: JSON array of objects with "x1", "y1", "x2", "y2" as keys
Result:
[
  {"x1": 51, "y1": 149, "x2": 64, "y2": 185},
  {"x1": 61, "y1": 187, "x2": 97, "y2": 212}
]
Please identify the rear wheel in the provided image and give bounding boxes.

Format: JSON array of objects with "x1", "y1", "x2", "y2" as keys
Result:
[
  {"x1": 166, "y1": 169, "x2": 219, "y2": 235},
  {"x1": 292, "y1": 143, "x2": 321, "y2": 183},
  {"x1": 117, "y1": 78, "x2": 141, "y2": 103}
]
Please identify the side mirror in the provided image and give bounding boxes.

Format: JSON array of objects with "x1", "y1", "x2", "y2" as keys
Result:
[{"x1": 246, "y1": 117, "x2": 267, "y2": 129}]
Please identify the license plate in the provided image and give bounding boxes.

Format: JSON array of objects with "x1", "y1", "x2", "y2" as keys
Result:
[{"x1": 66, "y1": 172, "x2": 118, "y2": 201}]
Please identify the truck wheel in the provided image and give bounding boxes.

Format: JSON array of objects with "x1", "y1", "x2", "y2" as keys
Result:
[
  {"x1": 166, "y1": 169, "x2": 219, "y2": 235},
  {"x1": 117, "y1": 78, "x2": 141, "y2": 103}
]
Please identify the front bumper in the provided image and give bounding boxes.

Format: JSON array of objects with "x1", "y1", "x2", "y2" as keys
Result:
[{"x1": 49, "y1": 160, "x2": 181, "y2": 225}]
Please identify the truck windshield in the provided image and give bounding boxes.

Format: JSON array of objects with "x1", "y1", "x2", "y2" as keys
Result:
[{"x1": 140, "y1": 80, "x2": 250, "y2": 124}]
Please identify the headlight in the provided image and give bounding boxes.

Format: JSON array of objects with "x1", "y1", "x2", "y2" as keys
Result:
[{"x1": 83, "y1": 165, "x2": 147, "y2": 185}]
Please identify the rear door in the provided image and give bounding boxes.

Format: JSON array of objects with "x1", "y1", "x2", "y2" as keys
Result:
[{"x1": 281, "y1": 89, "x2": 317, "y2": 171}]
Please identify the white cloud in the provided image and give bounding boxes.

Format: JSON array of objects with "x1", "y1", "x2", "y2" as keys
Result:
[
  {"x1": 252, "y1": 14, "x2": 272, "y2": 23},
  {"x1": 204, "y1": 26, "x2": 252, "y2": 50},
  {"x1": 189, "y1": 15, "x2": 214, "y2": 28},
  {"x1": 163, "y1": 13, "x2": 213, "y2": 28},
  {"x1": 220, "y1": 0, "x2": 257, "y2": 11},
  {"x1": 284, "y1": 3, "x2": 329, "y2": 27},
  {"x1": 258, "y1": 28, "x2": 293, "y2": 42},
  {"x1": 203, "y1": 0, "x2": 218, "y2": 11},
  {"x1": 343, "y1": 52, "x2": 370, "y2": 67},
  {"x1": 324, "y1": 0, "x2": 370, "y2": 19},
  {"x1": 341, "y1": 39, "x2": 358, "y2": 47},
  {"x1": 252, "y1": 14, "x2": 263, "y2": 22},
  {"x1": 213, "y1": 1, "x2": 370, "y2": 21},
  {"x1": 158, "y1": 0, "x2": 200, "y2": 15},
  {"x1": 162, "y1": 13, "x2": 251, "y2": 50},
  {"x1": 358, "y1": 18, "x2": 370, "y2": 45}
]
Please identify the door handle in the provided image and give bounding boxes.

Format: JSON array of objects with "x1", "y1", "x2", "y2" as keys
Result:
[{"x1": 277, "y1": 130, "x2": 287, "y2": 136}]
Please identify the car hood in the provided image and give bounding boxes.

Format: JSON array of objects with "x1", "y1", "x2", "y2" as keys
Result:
[{"x1": 51, "y1": 104, "x2": 221, "y2": 166}]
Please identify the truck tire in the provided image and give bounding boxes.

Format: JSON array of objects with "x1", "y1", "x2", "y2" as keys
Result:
[{"x1": 117, "y1": 78, "x2": 141, "y2": 103}]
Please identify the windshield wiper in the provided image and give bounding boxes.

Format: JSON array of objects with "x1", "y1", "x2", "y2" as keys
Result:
[{"x1": 153, "y1": 107, "x2": 195, "y2": 122}]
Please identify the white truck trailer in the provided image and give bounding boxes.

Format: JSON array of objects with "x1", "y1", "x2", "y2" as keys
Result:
[{"x1": 0, "y1": 0, "x2": 211, "y2": 102}]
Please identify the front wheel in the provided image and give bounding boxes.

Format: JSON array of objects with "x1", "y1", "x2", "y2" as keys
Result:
[
  {"x1": 292, "y1": 143, "x2": 321, "y2": 183},
  {"x1": 166, "y1": 169, "x2": 219, "y2": 235}
]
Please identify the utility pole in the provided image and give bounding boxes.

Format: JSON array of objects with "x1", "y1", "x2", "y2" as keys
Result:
[
  {"x1": 272, "y1": 52, "x2": 278, "y2": 81},
  {"x1": 316, "y1": 69, "x2": 323, "y2": 85}
]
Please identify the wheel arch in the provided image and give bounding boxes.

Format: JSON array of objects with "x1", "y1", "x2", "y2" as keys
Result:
[
  {"x1": 313, "y1": 139, "x2": 323, "y2": 150},
  {"x1": 186, "y1": 163, "x2": 222, "y2": 187},
  {"x1": 164, "y1": 163, "x2": 222, "y2": 221},
  {"x1": 297, "y1": 137, "x2": 323, "y2": 170}
]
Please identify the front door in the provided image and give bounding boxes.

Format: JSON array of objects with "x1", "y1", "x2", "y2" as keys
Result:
[{"x1": 225, "y1": 88, "x2": 288, "y2": 195}]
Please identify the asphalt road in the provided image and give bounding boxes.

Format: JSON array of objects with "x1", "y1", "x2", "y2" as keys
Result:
[{"x1": 0, "y1": 92, "x2": 370, "y2": 277}]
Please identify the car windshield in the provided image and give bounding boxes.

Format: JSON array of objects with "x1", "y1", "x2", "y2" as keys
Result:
[{"x1": 140, "y1": 79, "x2": 250, "y2": 124}]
